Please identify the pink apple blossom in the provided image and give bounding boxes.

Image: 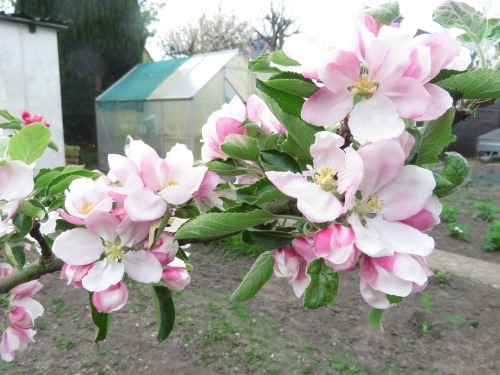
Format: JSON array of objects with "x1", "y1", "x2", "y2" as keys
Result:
[
  {"x1": 246, "y1": 95, "x2": 286, "y2": 134},
  {"x1": 162, "y1": 258, "x2": 191, "y2": 291},
  {"x1": 272, "y1": 245, "x2": 309, "y2": 298},
  {"x1": 266, "y1": 131, "x2": 363, "y2": 223},
  {"x1": 0, "y1": 160, "x2": 33, "y2": 201},
  {"x1": 192, "y1": 171, "x2": 224, "y2": 213},
  {"x1": 313, "y1": 225, "x2": 360, "y2": 272},
  {"x1": 144, "y1": 231, "x2": 179, "y2": 266},
  {"x1": 92, "y1": 282, "x2": 129, "y2": 313},
  {"x1": 60, "y1": 263, "x2": 93, "y2": 288},
  {"x1": 359, "y1": 253, "x2": 433, "y2": 308}
]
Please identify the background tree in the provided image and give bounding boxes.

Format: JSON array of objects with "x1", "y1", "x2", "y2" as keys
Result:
[
  {"x1": 15, "y1": 0, "x2": 150, "y2": 159},
  {"x1": 254, "y1": 0, "x2": 300, "y2": 52},
  {"x1": 159, "y1": 7, "x2": 254, "y2": 59}
]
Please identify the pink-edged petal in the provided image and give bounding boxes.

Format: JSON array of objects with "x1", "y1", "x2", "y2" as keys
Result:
[
  {"x1": 291, "y1": 259, "x2": 310, "y2": 298},
  {"x1": 367, "y1": 216, "x2": 434, "y2": 256},
  {"x1": 0, "y1": 161, "x2": 33, "y2": 200},
  {"x1": 301, "y1": 88, "x2": 353, "y2": 126},
  {"x1": 193, "y1": 171, "x2": 220, "y2": 198},
  {"x1": 9, "y1": 280, "x2": 42, "y2": 300},
  {"x1": 348, "y1": 214, "x2": 393, "y2": 257},
  {"x1": 56, "y1": 208, "x2": 85, "y2": 226},
  {"x1": 361, "y1": 256, "x2": 413, "y2": 297},
  {"x1": 11, "y1": 297, "x2": 44, "y2": 321},
  {"x1": 313, "y1": 227, "x2": 334, "y2": 258},
  {"x1": 125, "y1": 188, "x2": 167, "y2": 221},
  {"x1": 357, "y1": 139, "x2": 405, "y2": 198},
  {"x1": 107, "y1": 154, "x2": 139, "y2": 184},
  {"x1": 395, "y1": 131, "x2": 416, "y2": 160},
  {"x1": 310, "y1": 131, "x2": 346, "y2": 171},
  {"x1": 348, "y1": 93, "x2": 405, "y2": 144},
  {"x1": 378, "y1": 165, "x2": 435, "y2": 221},
  {"x1": 140, "y1": 154, "x2": 168, "y2": 192},
  {"x1": 392, "y1": 254, "x2": 428, "y2": 286},
  {"x1": 320, "y1": 50, "x2": 360, "y2": 93},
  {"x1": 379, "y1": 77, "x2": 431, "y2": 119},
  {"x1": 122, "y1": 250, "x2": 163, "y2": 284},
  {"x1": 366, "y1": 38, "x2": 410, "y2": 86},
  {"x1": 292, "y1": 237, "x2": 316, "y2": 262},
  {"x1": 415, "y1": 83, "x2": 453, "y2": 121},
  {"x1": 160, "y1": 185, "x2": 193, "y2": 205},
  {"x1": 360, "y1": 279, "x2": 391, "y2": 309},
  {"x1": 116, "y1": 217, "x2": 150, "y2": 247},
  {"x1": 266, "y1": 171, "x2": 342, "y2": 223},
  {"x1": 215, "y1": 117, "x2": 245, "y2": 143},
  {"x1": 404, "y1": 45, "x2": 432, "y2": 81},
  {"x1": 53, "y1": 229, "x2": 105, "y2": 265},
  {"x1": 401, "y1": 196, "x2": 442, "y2": 232},
  {"x1": 85, "y1": 210, "x2": 120, "y2": 242},
  {"x1": 337, "y1": 146, "x2": 364, "y2": 211},
  {"x1": 82, "y1": 259, "x2": 125, "y2": 292}
]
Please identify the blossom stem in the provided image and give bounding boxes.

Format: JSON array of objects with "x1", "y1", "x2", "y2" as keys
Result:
[{"x1": 29, "y1": 220, "x2": 53, "y2": 264}]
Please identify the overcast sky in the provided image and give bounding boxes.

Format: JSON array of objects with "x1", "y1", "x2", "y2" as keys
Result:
[{"x1": 146, "y1": 0, "x2": 498, "y2": 60}]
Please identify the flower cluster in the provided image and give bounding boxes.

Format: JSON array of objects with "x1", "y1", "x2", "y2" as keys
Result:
[
  {"x1": 0, "y1": 265, "x2": 43, "y2": 362},
  {"x1": 21, "y1": 110, "x2": 50, "y2": 128}
]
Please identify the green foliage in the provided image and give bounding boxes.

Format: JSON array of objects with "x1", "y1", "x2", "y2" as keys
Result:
[
  {"x1": 265, "y1": 72, "x2": 319, "y2": 98},
  {"x1": 420, "y1": 292, "x2": 433, "y2": 335},
  {"x1": 151, "y1": 285, "x2": 176, "y2": 343},
  {"x1": 89, "y1": 293, "x2": 111, "y2": 343},
  {"x1": 469, "y1": 202, "x2": 500, "y2": 222},
  {"x1": 367, "y1": 308, "x2": 385, "y2": 333},
  {"x1": 433, "y1": 152, "x2": 469, "y2": 198},
  {"x1": 433, "y1": 269, "x2": 450, "y2": 284},
  {"x1": 230, "y1": 251, "x2": 274, "y2": 302},
  {"x1": 415, "y1": 109, "x2": 456, "y2": 166},
  {"x1": 367, "y1": 2, "x2": 400, "y2": 25},
  {"x1": 215, "y1": 233, "x2": 268, "y2": 257},
  {"x1": 242, "y1": 229, "x2": 296, "y2": 249},
  {"x1": 436, "y1": 69, "x2": 500, "y2": 99},
  {"x1": 221, "y1": 134, "x2": 261, "y2": 162},
  {"x1": 483, "y1": 220, "x2": 500, "y2": 251},
  {"x1": 440, "y1": 204, "x2": 461, "y2": 223},
  {"x1": 304, "y1": 259, "x2": 339, "y2": 309},
  {"x1": 5, "y1": 244, "x2": 26, "y2": 271},
  {"x1": 8, "y1": 123, "x2": 51, "y2": 164},
  {"x1": 248, "y1": 51, "x2": 300, "y2": 73},
  {"x1": 448, "y1": 222, "x2": 471, "y2": 241}
]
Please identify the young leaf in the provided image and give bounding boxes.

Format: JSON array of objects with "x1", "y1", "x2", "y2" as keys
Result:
[
  {"x1": 230, "y1": 251, "x2": 274, "y2": 302},
  {"x1": 174, "y1": 210, "x2": 279, "y2": 241},
  {"x1": 206, "y1": 159, "x2": 252, "y2": 177},
  {"x1": 304, "y1": 259, "x2": 339, "y2": 309},
  {"x1": 8, "y1": 123, "x2": 51, "y2": 164},
  {"x1": 368, "y1": 307, "x2": 385, "y2": 333},
  {"x1": 367, "y1": 2, "x2": 400, "y2": 25},
  {"x1": 5, "y1": 244, "x2": 26, "y2": 271},
  {"x1": 248, "y1": 53, "x2": 281, "y2": 73},
  {"x1": 433, "y1": 152, "x2": 469, "y2": 198},
  {"x1": 148, "y1": 212, "x2": 172, "y2": 250},
  {"x1": 265, "y1": 72, "x2": 319, "y2": 98},
  {"x1": 236, "y1": 178, "x2": 286, "y2": 205},
  {"x1": 433, "y1": 1, "x2": 487, "y2": 39},
  {"x1": 436, "y1": 68, "x2": 500, "y2": 99},
  {"x1": 88, "y1": 292, "x2": 112, "y2": 343},
  {"x1": 18, "y1": 200, "x2": 46, "y2": 221},
  {"x1": 10, "y1": 214, "x2": 32, "y2": 242},
  {"x1": 221, "y1": 134, "x2": 261, "y2": 161},
  {"x1": 151, "y1": 285, "x2": 176, "y2": 343},
  {"x1": 270, "y1": 50, "x2": 300, "y2": 66},
  {"x1": 260, "y1": 149, "x2": 302, "y2": 173},
  {"x1": 415, "y1": 108, "x2": 456, "y2": 165}
]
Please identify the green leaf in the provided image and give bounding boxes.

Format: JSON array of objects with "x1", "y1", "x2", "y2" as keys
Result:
[
  {"x1": 436, "y1": 68, "x2": 500, "y2": 99},
  {"x1": 206, "y1": 159, "x2": 252, "y2": 177},
  {"x1": 248, "y1": 53, "x2": 281, "y2": 73},
  {"x1": 5, "y1": 244, "x2": 26, "y2": 271},
  {"x1": 8, "y1": 123, "x2": 51, "y2": 164},
  {"x1": 265, "y1": 72, "x2": 319, "y2": 98},
  {"x1": 236, "y1": 178, "x2": 286, "y2": 205},
  {"x1": 44, "y1": 170, "x2": 101, "y2": 196},
  {"x1": 367, "y1": 2, "x2": 400, "y2": 25},
  {"x1": 151, "y1": 285, "x2": 176, "y2": 343},
  {"x1": 89, "y1": 292, "x2": 112, "y2": 343},
  {"x1": 48, "y1": 196, "x2": 66, "y2": 212},
  {"x1": 430, "y1": 69, "x2": 467, "y2": 84},
  {"x1": 221, "y1": 134, "x2": 261, "y2": 161},
  {"x1": 55, "y1": 219, "x2": 79, "y2": 232},
  {"x1": 415, "y1": 109, "x2": 456, "y2": 165},
  {"x1": 18, "y1": 200, "x2": 46, "y2": 221},
  {"x1": 303, "y1": 259, "x2": 339, "y2": 309},
  {"x1": 256, "y1": 80, "x2": 317, "y2": 165},
  {"x1": 10, "y1": 214, "x2": 32, "y2": 242},
  {"x1": 0, "y1": 121, "x2": 22, "y2": 130},
  {"x1": 47, "y1": 140, "x2": 59, "y2": 152},
  {"x1": 433, "y1": 1, "x2": 487, "y2": 41},
  {"x1": 230, "y1": 251, "x2": 274, "y2": 302},
  {"x1": 368, "y1": 307, "x2": 385, "y2": 333},
  {"x1": 456, "y1": 17, "x2": 499, "y2": 53},
  {"x1": 386, "y1": 294, "x2": 404, "y2": 304},
  {"x1": 270, "y1": 50, "x2": 300, "y2": 66},
  {"x1": 148, "y1": 212, "x2": 172, "y2": 250},
  {"x1": 260, "y1": 149, "x2": 302, "y2": 173},
  {"x1": 174, "y1": 210, "x2": 278, "y2": 241},
  {"x1": 433, "y1": 152, "x2": 469, "y2": 198},
  {"x1": 242, "y1": 229, "x2": 296, "y2": 249}
]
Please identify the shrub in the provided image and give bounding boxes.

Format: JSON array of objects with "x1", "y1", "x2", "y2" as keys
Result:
[
  {"x1": 440, "y1": 205, "x2": 461, "y2": 223},
  {"x1": 448, "y1": 223, "x2": 471, "y2": 241},
  {"x1": 484, "y1": 220, "x2": 500, "y2": 251}
]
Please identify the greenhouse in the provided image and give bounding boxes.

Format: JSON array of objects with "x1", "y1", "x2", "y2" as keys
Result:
[{"x1": 95, "y1": 49, "x2": 267, "y2": 168}]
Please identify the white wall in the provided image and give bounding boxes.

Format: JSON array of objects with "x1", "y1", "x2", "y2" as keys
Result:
[{"x1": 0, "y1": 20, "x2": 66, "y2": 168}]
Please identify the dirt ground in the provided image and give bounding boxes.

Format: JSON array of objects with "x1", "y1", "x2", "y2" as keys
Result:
[{"x1": 4, "y1": 159, "x2": 500, "y2": 375}]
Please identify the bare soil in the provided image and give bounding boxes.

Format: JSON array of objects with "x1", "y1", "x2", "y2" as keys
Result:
[{"x1": 4, "y1": 159, "x2": 500, "y2": 375}]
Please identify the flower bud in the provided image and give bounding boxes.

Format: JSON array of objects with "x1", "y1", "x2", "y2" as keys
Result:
[{"x1": 92, "y1": 282, "x2": 128, "y2": 313}]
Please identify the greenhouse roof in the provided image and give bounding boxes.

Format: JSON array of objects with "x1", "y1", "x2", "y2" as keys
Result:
[{"x1": 96, "y1": 50, "x2": 240, "y2": 104}]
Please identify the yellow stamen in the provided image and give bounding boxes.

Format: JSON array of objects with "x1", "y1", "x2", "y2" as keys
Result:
[
  {"x1": 350, "y1": 75, "x2": 378, "y2": 97},
  {"x1": 81, "y1": 202, "x2": 94, "y2": 215},
  {"x1": 314, "y1": 167, "x2": 337, "y2": 191},
  {"x1": 364, "y1": 195, "x2": 384, "y2": 214},
  {"x1": 106, "y1": 244, "x2": 122, "y2": 262},
  {"x1": 164, "y1": 180, "x2": 178, "y2": 187}
]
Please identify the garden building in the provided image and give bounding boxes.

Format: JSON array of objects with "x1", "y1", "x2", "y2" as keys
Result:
[{"x1": 95, "y1": 49, "x2": 267, "y2": 169}]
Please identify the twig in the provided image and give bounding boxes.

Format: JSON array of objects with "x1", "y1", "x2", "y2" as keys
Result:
[{"x1": 29, "y1": 220, "x2": 53, "y2": 264}]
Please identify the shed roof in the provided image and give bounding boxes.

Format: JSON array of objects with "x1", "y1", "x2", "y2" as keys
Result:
[
  {"x1": 96, "y1": 50, "x2": 240, "y2": 104},
  {"x1": 0, "y1": 11, "x2": 69, "y2": 30}
]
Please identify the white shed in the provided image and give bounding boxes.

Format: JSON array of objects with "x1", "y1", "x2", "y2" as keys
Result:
[
  {"x1": 0, "y1": 12, "x2": 67, "y2": 168},
  {"x1": 96, "y1": 50, "x2": 268, "y2": 168}
]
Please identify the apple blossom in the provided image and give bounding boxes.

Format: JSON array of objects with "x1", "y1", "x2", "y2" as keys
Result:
[{"x1": 92, "y1": 282, "x2": 129, "y2": 313}]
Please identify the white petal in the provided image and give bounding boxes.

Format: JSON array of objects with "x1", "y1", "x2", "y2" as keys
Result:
[
  {"x1": 125, "y1": 188, "x2": 167, "y2": 221},
  {"x1": 393, "y1": 254, "x2": 428, "y2": 286},
  {"x1": 53, "y1": 229, "x2": 104, "y2": 265},
  {"x1": 82, "y1": 259, "x2": 124, "y2": 292},
  {"x1": 349, "y1": 214, "x2": 393, "y2": 257},
  {"x1": 122, "y1": 250, "x2": 163, "y2": 284}
]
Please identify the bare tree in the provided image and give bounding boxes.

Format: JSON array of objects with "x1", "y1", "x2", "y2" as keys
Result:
[
  {"x1": 158, "y1": 7, "x2": 254, "y2": 59},
  {"x1": 254, "y1": 0, "x2": 300, "y2": 52}
]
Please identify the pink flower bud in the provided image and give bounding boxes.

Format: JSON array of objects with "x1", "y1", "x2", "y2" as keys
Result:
[
  {"x1": 272, "y1": 246, "x2": 300, "y2": 279},
  {"x1": 9, "y1": 307, "x2": 33, "y2": 329},
  {"x1": 92, "y1": 282, "x2": 128, "y2": 313},
  {"x1": 21, "y1": 110, "x2": 30, "y2": 121},
  {"x1": 61, "y1": 263, "x2": 93, "y2": 288},
  {"x1": 10, "y1": 280, "x2": 43, "y2": 300},
  {"x1": 144, "y1": 232, "x2": 178, "y2": 266},
  {"x1": 162, "y1": 266, "x2": 190, "y2": 291},
  {"x1": 0, "y1": 263, "x2": 14, "y2": 279}
]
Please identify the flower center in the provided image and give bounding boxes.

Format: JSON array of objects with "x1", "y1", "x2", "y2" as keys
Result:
[
  {"x1": 350, "y1": 74, "x2": 378, "y2": 97},
  {"x1": 164, "y1": 180, "x2": 178, "y2": 188},
  {"x1": 363, "y1": 195, "x2": 384, "y2": 215},
  {"x1": 81, "y1": 202, "x2": 94, "y2": 215},
  {"x1": 314, "y1": 167, "x2": 337, "y2": 192},
  {"x1": 105, "y1": 244, "x2": 122, "y2": 262}
]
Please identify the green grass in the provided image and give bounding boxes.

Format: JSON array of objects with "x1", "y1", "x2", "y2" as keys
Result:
[
  {"x1": 440, "y1": 204, "x2": 461, "y2": 223},
  {"x1": 448, "y1": 222, "x2": 471, "y2": 241},
  {"x1": 51, "y1": 298, "x2": 67, "y2": 316},
  {"x1": 56, "y1": 336, "x2": 75, "y2": 351}
]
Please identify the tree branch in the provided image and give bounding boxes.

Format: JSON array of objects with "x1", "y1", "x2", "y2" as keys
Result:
[{"x1": 30, "y1": 220, "x2": 53, "y2": 264}]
